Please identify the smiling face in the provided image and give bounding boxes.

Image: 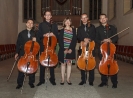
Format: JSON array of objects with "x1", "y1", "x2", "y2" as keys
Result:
[
  {"x1": 64, "y1": 19, "x2": 71, "y2": 26},
  {"x1": 26, "y1": 20, "x2": 34, "y2": 30},
  {"x1": 44, "y1": 11, "x2": 52, "y2": 21},
  {"x1": 99, "y1": 15, "x2": 108, "y2": 25}
]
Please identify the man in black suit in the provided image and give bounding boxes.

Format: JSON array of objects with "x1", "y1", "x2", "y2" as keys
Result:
[
  {"x1": 77, "y1": 13, "x2": 96, "y2": 86},
  {"x1": 95, "y1": 13, "x2": 118, "y2": 88},
  {"x1": 36, "y1": 11, "x2": 58, "y2": 86},
  {"x1": 15, "y1": 18, "x2": 37, "y2": 89}
]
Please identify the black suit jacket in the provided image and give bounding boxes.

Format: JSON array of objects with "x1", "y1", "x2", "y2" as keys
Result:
[
  {"x1": 16, "y1": 29, "x2": 37, "y2": 56},
  {"x1": 37, "y1": 21, "x2": 58, "y2": 52},
  {"x1": 95, "y1": 24, "x2": 118, "y2": 59},
  {"x1": 77, "y1": 24, "x2": 96, "y2": 43},
  {"x1": 95, "y1": 25, "x2": 118, "y2": 44}
]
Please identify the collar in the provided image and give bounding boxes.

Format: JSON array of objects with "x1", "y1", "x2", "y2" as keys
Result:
[
  {"x1": 81, "y1": 23, "x2": 88, "y2": 27},
  {"x1": 26, "y1": 29, "x2": 33, "y2": 33}
]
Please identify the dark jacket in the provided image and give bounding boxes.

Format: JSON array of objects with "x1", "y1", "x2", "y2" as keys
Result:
[
  {"x1": 58, "y1": 28, "x2": 77, "y2": 63},
  {"x1": 95, "y1": 25, "x2": 118, "y2": 44},
  {"x1": 95, "y1": 24, "x2": 118, "y2": 59},
  {"x1": 37, "y1": 21, "x2": 58, "y2": 52},
  {"x1": 77, "y1": 24, "x2": 96, "y2": 42},
  {"x1": 16, "y1": 29, "x2": 38, "y2": 56},
  {"x1": 77, "y1": 23, "x2": 96, "y2": 56}
]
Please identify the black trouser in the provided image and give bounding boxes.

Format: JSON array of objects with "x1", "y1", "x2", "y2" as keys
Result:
[
  {"x1": 39, "y1": 64, "x2": 55, "y2": 83},
  {"x1": 100, "y1": 74, "x2": 118, "y2": 85},
  {"x1": 80, "y1": 69, "x2": 94, "y2": 83},
  {"x1": 17, "y1": 71, "x2": 35, "y2": 85}
]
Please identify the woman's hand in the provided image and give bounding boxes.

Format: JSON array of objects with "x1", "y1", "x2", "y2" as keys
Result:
[
  {"x1": 67, "y1": 49, "x2": 72, "y2": 54},
  {"x1": 64, "y1": 49, "x2": 68, "y2": 54}
]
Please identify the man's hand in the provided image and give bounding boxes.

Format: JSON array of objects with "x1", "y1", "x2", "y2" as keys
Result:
[
  {"x1": 15, "y1": 53, "x2": 18, "y2": 60},
  {"x1": 49, "y1": 32, "x2": 55, "y2": 36},
  {"x1": 43, "y1": 33, "x2": 49, "y2": 37},
  {"x1": 43, "y1": 32, "x2": 55, "y2": 37},
  {"x1": 32, "y1": 37, "x2": 36, "y2": 41},
  {"x1": 84, "y1": 38, "x2": 90, "y2": 43},
  {"x1": 102, "y1": 38, "x2": 112, "y2": 43},
  {"x1": 83, "y1": 42, "x2": 88, "y2": 46}
]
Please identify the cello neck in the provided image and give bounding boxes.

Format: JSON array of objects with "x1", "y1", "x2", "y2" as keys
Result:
[
  {"x1": 34, "y1": 24, "x2": 38, "y2": 36},
  {"x1": 49, "y1": 18, "x2": 53, "y2": 33},
  {"x1": 88, "y1": 20, "x2": 91, "y2": 27},
  {"x1": 107, "y1": 42, "x2": 110, "y2": 56},
  {"x1": 30, "y1": 41, "x2": 35, "y2": 52}
]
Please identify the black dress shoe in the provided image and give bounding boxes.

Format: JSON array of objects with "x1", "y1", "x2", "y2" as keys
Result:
[
  {"x1": 16, "y1": 85, "x2": 22, "y2": 89},
  {"x1": 60, "y1": 82, "x2": 64, "y2": 85},
  {"x1": 112, "y1": 84, "x2": 117, "y2": 88},
  {"x1": 29, "y1": 84, "x2": 35, "y2": 88},
  {"x1": 49, "y1": 79, "x2": 56, "y2": 85},
  {"x1": 36, "y1": 82, "x2": 44, "y2": 86},
  {"x1": 98, "y1": 83, "x2": 107, "y2": 87},
  {"x1": 78, "y1": 81, "x2": 85, "y2": 85},
  {"x1": 89, "y1": 82, "x2": 93, "y2": 86},
  {"x1": 67, "y1": 82, "x2": 72, "y2": 85}
]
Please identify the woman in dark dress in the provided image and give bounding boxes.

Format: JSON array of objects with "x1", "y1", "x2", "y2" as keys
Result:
[{"x1": 58, "y1": 17, "x2": 77, "y2": 85}]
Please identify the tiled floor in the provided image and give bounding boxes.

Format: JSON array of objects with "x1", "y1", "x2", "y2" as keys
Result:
[{"x1": 0, "y1": 57, "x2": 133, "y2": 98}]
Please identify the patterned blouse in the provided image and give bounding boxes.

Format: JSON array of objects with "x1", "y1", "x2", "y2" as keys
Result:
[{"x1": 63, "y1": 29, "x2": 74, "y2": 63}]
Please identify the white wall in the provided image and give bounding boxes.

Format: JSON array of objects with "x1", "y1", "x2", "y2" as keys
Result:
[
  {"x1": 102, "y1": 0, "x2": 108, "y2": 15},
  {"x1": 18, "y1": 0, "x2": 26, "y2": 33},
  {"x1": 0, "y1": 0, "x2": 18, "y2": 44},
  {"x1": 109, "y1": 0, "x2": 133, "y2": 45}
]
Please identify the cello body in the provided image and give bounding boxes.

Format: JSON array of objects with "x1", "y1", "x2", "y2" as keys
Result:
[
  {"x1": 39, "y1": 35, "x2": 58, "y2": 67},
  {"x1": 77, "y1": 41, "x2": 96, "y2": 70},
  {"x1": 99, "y1": 42, "x2": 119, "y2": 75},
  {"x1": 17, "y1": 40, "x2": 40, "y2": 74}
]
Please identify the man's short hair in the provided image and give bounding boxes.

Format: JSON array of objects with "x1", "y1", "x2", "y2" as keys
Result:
[
  {"x1": 26, "y1": 18, "x2": 34, "y2": 23},
  {"x1": 43, "y1": 10, "x2": 52, "y2": 16},
  {"x1": 99, "y1": 13, "x2": 107, "y2": 18},
  {"x1": 81, "y1": 13, "x2": 88, "y2": 17}
]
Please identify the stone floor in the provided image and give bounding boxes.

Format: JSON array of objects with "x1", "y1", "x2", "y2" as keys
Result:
[{"x1": 0, "y1": 57, "x2": 133, "y2": 98}]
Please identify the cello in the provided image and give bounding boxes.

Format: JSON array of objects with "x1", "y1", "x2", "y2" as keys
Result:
[
  {"x1": 99, "y1": 24, "x2": 119, "y2": 76},
  {"x1": 39, "y1": 19, "x2": 58, "y2": 67},
  {"x1": 77, "y1": 41, "x2": 96, "y2": 70},
  {"x1": 77, "y1": 20, "x2": 96, "y2": 70},
  {"x1": 17, "y1": 30, "x2": 40, "y2": 74}
]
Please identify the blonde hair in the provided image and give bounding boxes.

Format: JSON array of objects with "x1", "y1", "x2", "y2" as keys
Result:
[{"x1": 63, "y1": 17, "x2": 72, "y2": 27}]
